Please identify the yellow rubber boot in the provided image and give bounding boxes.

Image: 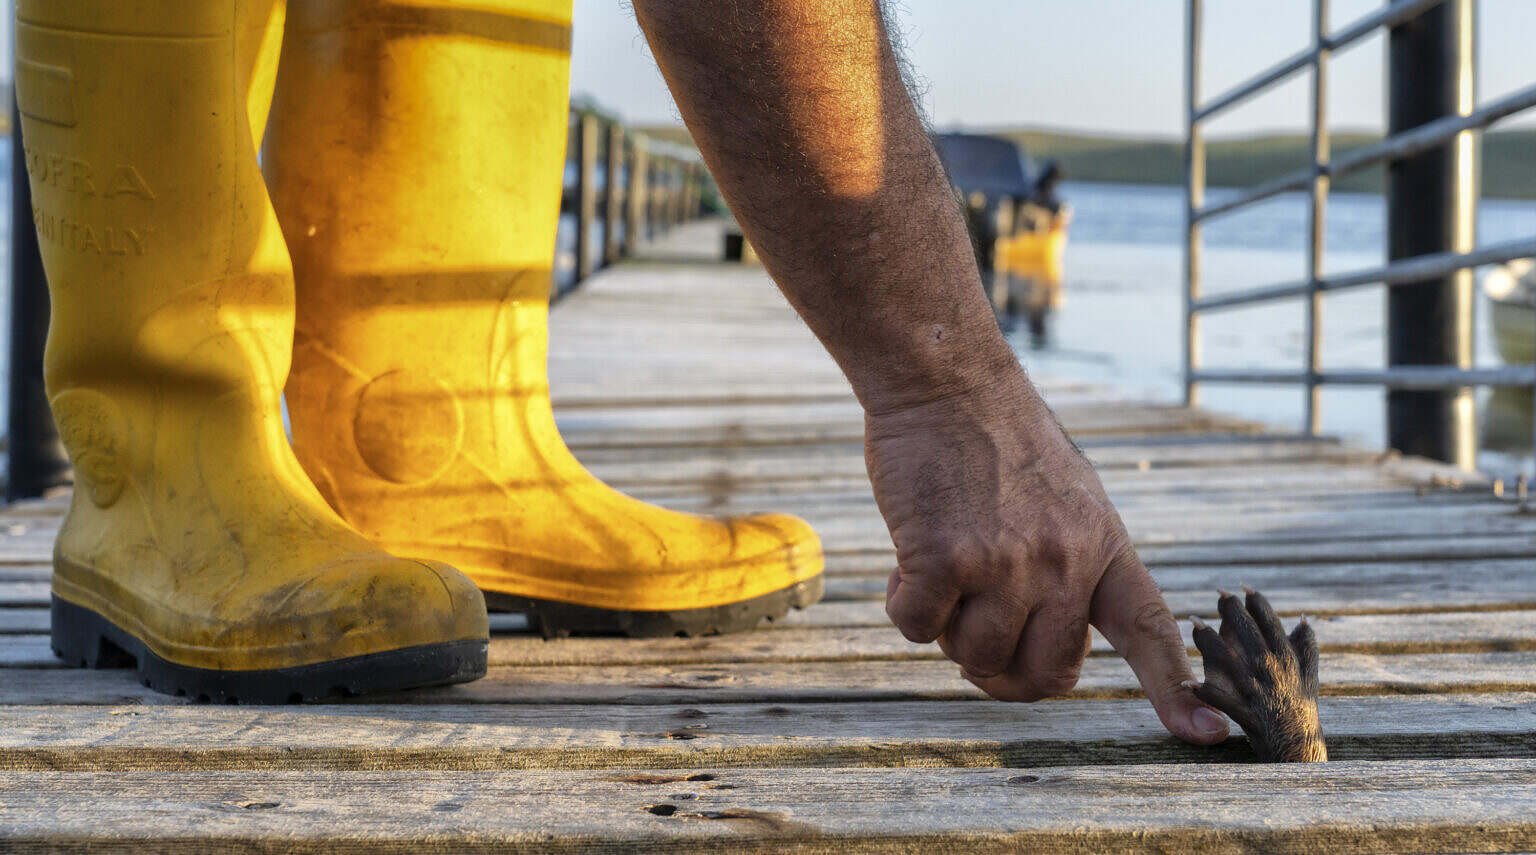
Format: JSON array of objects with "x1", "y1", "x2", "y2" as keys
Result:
[
  {"x1": 264, "y1": 0, "x2": 823, "y2": 638},
  {"x1": 17, "y1": 0, "x2": 488, "y2": 700}
]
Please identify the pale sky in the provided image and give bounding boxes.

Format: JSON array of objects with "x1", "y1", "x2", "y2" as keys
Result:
[
  {"x1": 571, "y1": 0, "x2": 1536, "y2": 137},
  {"x1": 2, "y1": 2, "x2": 1529, "y2": 138}
]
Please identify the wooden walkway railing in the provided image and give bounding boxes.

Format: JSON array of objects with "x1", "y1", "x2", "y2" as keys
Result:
[{"x1": 558, "y1": 107, "x2": 710, "y2": 296}]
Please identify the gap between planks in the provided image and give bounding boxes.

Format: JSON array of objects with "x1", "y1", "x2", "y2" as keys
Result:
[{"x1": 7, "y1": 651, "x2": 1536, "y2": 706}]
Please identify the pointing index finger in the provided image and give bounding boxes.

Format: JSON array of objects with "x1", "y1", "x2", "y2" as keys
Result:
[{"x1": 1090, "y1": 546, "x2": 1229, "y2": 745}]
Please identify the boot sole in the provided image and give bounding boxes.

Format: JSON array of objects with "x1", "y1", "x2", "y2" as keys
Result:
[
  {"x1": 51, "y1": 596, "x2": 487, "y2": 704},
  {"x1": 483, "y1": 574, "x2": 825, "y2": 639}
]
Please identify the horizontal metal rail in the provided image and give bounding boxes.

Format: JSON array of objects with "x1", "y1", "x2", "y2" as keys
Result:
[
  {"x1": 1195, "y1": 82, "x2": 1536, "y2": 223},
  {"x1": 1192, "y1": 170, "x2": 1311, "y2": 223},
  {"x1": 1193, "y1": 0, "x2": 1443, "y2": 122},
  {"x1": 1192, "y1": 366, "x2": 1536, "y2": 390},
  {"x1": 1193, "y1": 236, "x2": 1536, "y2": 312},
  {"x1": 1332, "y1": 83, "x2": 1536, "y2": 175}
]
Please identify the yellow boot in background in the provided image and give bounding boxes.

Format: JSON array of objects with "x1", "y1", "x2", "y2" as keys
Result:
[
  {"x1": 265, "y1": 0, "x2": 823, "y2": 638},
  {"x1": 18, "y1": 0, "x2": 487, "y2": 700}
]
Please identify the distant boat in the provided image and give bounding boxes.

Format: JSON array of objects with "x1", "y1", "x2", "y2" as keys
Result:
[
  {"x1": 1485, "y1": 258, "x2": 1534, "y2": 366},
  {"x1": 931, "y1": 133, "x2": 1037, "y2": 201}
]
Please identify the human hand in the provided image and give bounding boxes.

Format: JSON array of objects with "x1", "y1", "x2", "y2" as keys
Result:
[{"x1": 868, "y1": 372, "x2": 1230, "y2": 745}]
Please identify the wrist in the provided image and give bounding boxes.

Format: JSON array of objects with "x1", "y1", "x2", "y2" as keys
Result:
[{"x1": 855, "y1": 325, "x2": 1029, "y2": 419}]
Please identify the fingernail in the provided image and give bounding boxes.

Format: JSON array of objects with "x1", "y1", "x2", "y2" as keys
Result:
[
  {"x1": 1180, "y1": 680, "x2": 1201, "y2": 690},
  {"x1": 1192, "y1": 707, "x2": 1228, "y2": 736},
  {"x1": 1217, "y1": 589, "x2": 1234, "y2": 599},
  {"x1": 1190, "y1": 615, "x2": 1209, "y2": 630},
  {"x1": 1241, "y1": 584, "x2": 1257, "y2": 595}
]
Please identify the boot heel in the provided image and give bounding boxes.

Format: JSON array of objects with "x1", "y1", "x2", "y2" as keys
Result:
[{"x1": 51, "y1": 596, "x2": 136, "y2": 670}]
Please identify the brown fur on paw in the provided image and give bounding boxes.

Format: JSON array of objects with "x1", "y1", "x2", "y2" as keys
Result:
[{"x1": 1188, "y1": 587, "x2": 1327, "y2": 762}]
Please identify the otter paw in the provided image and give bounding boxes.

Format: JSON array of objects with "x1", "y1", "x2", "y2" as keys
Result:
[{"x1": 1187, "y1": 587, "x2": 1327, "y2": 762}]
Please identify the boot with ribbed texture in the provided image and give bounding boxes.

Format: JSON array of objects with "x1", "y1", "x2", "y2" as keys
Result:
[
  {"x1": 18, "y1": 0, "x2": 488, "y2": 700},
  {"x1": 265, "y1": 0, "x2": 823, "y2": 638}
]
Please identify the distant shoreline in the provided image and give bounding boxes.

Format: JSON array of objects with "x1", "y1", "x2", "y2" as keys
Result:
[{"x1": 637, "y1": 124, "x2": 1536, "y2": 201}]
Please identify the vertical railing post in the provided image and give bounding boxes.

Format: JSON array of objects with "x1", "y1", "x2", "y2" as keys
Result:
[
  {"x1": 1183, "y1": 0, "x2": 1205, "y2": 409},
  {"x1": 575, "y1": 112, "x2": 599, "y2": 283},
  {"x1": 666, "y1": 162, "x2": 679, "y2": 227},
  {"x1": 7, "y1": 98, "x2": 71, "y2": 501},
  {"x1": 673, "y1": 163, "x2": 685, "y2": 225},
  {"x1": 627, "y1": 134, "x2": 648, "y2": 253},
  {"x1": 646, "y1": 160, "x2": 659, "y2": 238},
  {"x1": 1385, "y1": 0, "x2": 1477, "y2": 469},
  {"x1": 1304, "y1": 0, "x2": 1331, "y2": 436},
  {"x1": 683, "y1": 164, "x2": 698, "y2": 221},
  {"x1": 603, "y1": 121, "x2": 624, "y2": 266}
]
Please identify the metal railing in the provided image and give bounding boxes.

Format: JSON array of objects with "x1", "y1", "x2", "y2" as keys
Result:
[{"x1": 1184, "y1": 0, "x2": 1536, "y2": 470}]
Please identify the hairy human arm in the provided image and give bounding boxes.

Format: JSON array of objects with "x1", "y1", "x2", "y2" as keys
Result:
[
  {"x1": 632, "y1": 0, "x2": 1229, "y2": 746},
  {"x1": 633, "y1": 0, "x2": 1005, "y2": 410}
]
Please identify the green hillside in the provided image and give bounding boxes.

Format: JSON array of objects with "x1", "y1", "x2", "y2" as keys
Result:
[{"x1": 636, "y1": 124, "x2": 1536, "y2": 200}]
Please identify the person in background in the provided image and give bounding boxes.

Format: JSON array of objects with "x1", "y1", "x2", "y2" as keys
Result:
[{"x1": 1014, "y1": 161, "x2": 1072, "y2": 347}]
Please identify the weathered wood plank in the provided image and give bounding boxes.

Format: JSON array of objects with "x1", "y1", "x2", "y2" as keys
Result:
[
  {"x1": 4, "y1": 761, "x2": 1536, "y2": 853},
  {"x1": 818, "y1": 531, "x2": 1536, "y2": 567},
  {"x1": 484, "y1": 610, "x2": 1536, "y2": 664},
  {"x1": 611, "y1": 471, "x2": 1492, "y2": 513},
  {"x1": 5, "y1": 487, "x2": 1503, "y2": 545},
  {"x1": 4, "y1": 522, "x2": 1529, "y2": 572},
  {"x1": 571, "y1": 435, "x2": 1374, "y2": 471},
  {"x1": 555, "y1": 402, "x2": 1264, "y2": 439},
  {"x1": 796, "y1": 503, "x2": 1536, "y2": 548},
  {"x1": 7, "y1": 556, "x2": 1536, "y2": 629},
  {"x1": 0, "y1": 582, "x2": 48, "y2": 606},
  {"x1": 8, "y1": 609, "x2": 1536, "y2": 669},
  {"x1": 0, "y1": 563, "x2": 52, "y2": 582},
  {"x1": 0, "y1": 609, "x2": 48, "y2": 633},
  {"x1": 2, "y1": 694, "x2": 1531, "y2": 771},
  {"x1": 5, "y1": 651, "x2": 1535, "y2": 705}
]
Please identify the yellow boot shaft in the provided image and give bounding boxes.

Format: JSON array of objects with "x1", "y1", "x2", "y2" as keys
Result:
[
  {"x1": 18, "y1": 0, "x2": 486, "y2": 686},
  {"x1": 267, "y1": 0, "x2": 823, "y2": 627}
]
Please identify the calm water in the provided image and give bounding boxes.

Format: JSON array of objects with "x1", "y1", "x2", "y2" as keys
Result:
[{"x1": 1016, "y1": 180, "x2": 1536, "y2": 476}]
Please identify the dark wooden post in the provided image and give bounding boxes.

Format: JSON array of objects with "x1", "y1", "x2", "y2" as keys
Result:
[
  {"x1": 669, "y1": 162, "x2": 683, "y2": 226},
  {"x1": 603, "y1": 122, "x2": 624, "y2": 266},
  {"x1": 1385, "y1": 0, "x2": 1477, "y2": 468},
  {"x1": 648, "y1": 160, "x2": 661, "y2": 236},
  {"x1": 574, "y1": 112, "x2": 599, "y2": 283},
  {"x1": 626, "y1": 134, "x2": 648, "y2": 253},
  {"x1": 684, "y1": 164, "x2": 701, "y2": 220}
]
